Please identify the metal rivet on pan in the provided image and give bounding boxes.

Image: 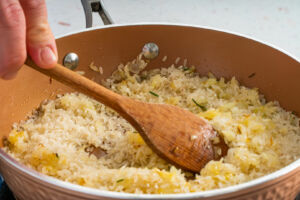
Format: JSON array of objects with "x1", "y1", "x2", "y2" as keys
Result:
[
  {"x1": 142, "y1": 43, "x2": 159, "y2": 60},
  {"x1": 63, "y1": 53, "x2": 79, "y2": 70}
]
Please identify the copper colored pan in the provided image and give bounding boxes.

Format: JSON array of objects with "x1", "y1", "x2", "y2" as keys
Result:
[{"x1": 0, "y1": 24, "x2": 300, "y2": 200}]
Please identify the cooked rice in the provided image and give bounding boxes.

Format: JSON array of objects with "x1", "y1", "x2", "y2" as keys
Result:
[
  {"x1": 175, "y1": 57, "x2": 181, "y2": 64},
  {"x1": 89, "y1": 62, "x2": 104, "y2": 75},
  {"x1": 89, "y1": 62, "x2": 99, "y2": 72},
  {"x1": 183, "y1": 58, "x2": 187, "y2": 67},
  {"x1": 4, "y1": 56, "x2": 300, "y2": 194},
  {"x1": 99, "y1": 66, "x2": 103, "y2": 75},
  {"x1": 162, "y1": 56, "x2": 167, "y2": 62},
  {"x1": 75, "y1": 71, "x2": 85, "y2": 75}
]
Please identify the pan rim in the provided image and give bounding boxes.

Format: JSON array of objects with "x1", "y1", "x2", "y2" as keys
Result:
[
  {"x1": 57, "y1": 22, "x2": 300, "y2": 63},
  {"x1": 0, "y1": 23, "x2": 299, "y2": 199}
]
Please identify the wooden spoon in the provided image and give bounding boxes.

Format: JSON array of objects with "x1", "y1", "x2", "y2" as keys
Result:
[{"x1": 25, "y1": 59, "x2": 228, "y2": 172}]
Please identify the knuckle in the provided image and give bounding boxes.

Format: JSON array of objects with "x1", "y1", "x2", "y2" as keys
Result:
[
  {"x1": 0, "y1": 2, "x2": 24, "y2": 28},
  {"x1": 27, "y1": 23, "x2": 52, "y2": 43},
  {"x1": 22, "y1": 0, "x2": 46, "y2": 11}
]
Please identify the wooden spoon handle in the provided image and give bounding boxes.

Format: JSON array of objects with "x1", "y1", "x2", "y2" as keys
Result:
[{"x1": 24, "y1": 59, "x2": 123, "y2": 111}]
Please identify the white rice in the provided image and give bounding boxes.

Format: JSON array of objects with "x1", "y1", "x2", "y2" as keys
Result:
[
  {"x1": 175, "y1": 57, "x2": 181, "y2": 64},
  {"x1": 4, "y1": 56, "x2": 300, "y2": 194},
  {"x1": 99, "y1": 66, "x2": 104, "y2": 75}
]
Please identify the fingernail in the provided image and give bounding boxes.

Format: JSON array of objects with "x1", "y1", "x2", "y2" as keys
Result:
[
  {"x1": 40, "y1": 47, "x2": 57, "y2": 66},
  {"x1": 2, "y1": 71, "x2": 18, "y2": 80}
]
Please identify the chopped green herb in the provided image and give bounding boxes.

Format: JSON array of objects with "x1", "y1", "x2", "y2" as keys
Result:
[
  {"x1": 192, "y1": 98, "x2": 207, "y2": 111},
  {"x1": 140, "y1": 75, "x2": 147, "y2": 81},
  {"x1": 149, "y1": 91, "x2": 159, "y2": 97},
  {"x1": 55, "y1": 153, "x2": 59, "y2": 158},
  {"x1": 292, "y1": 111, "x2": 297, "y2": 115},
  {"x1": 116, "y1": 179, "x2": 124, "y2": 183},
  {"x1": 183, "y1": 67, "x2": 190, "y2": 71}
]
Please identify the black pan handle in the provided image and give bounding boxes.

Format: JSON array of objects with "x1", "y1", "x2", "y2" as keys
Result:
[{"x1": 81, "y1": 0, "x2": 113, "y2": 28}]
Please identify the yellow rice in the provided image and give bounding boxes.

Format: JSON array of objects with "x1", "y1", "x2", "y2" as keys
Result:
[{"x1": 4, "y1": 56, "x2": 300, "y2": 194}]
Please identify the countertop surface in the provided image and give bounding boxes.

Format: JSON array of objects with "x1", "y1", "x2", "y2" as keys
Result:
[{"x1": 46, "y1": 0, "x2": 300, "y2": 59}]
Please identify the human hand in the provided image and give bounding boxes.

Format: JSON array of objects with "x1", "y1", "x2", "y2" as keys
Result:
[{"x1": 0, "y1": 0, "x2": 57, "y2": 79}]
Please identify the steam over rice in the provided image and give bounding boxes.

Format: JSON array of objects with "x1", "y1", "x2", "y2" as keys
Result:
[{"x1": 4, "y1": 55, "x2": 300, "y2": 194}]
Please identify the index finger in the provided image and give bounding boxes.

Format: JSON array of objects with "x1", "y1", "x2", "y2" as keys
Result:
[
  {"x1": 20, "y1": 0, "x2": 57, "y2": 69},
  {"x1": 0, "y1": 0, "x2": 26, "y2": 79}
]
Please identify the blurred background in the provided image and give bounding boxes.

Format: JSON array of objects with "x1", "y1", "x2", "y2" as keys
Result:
[{"x1": 46, "y1": 0, "x2": 300, "y2": 59}]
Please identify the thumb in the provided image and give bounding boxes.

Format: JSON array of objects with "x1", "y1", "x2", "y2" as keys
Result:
[{"x1": 20, "y1": 0, "x2": 57, "y2": 69}]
